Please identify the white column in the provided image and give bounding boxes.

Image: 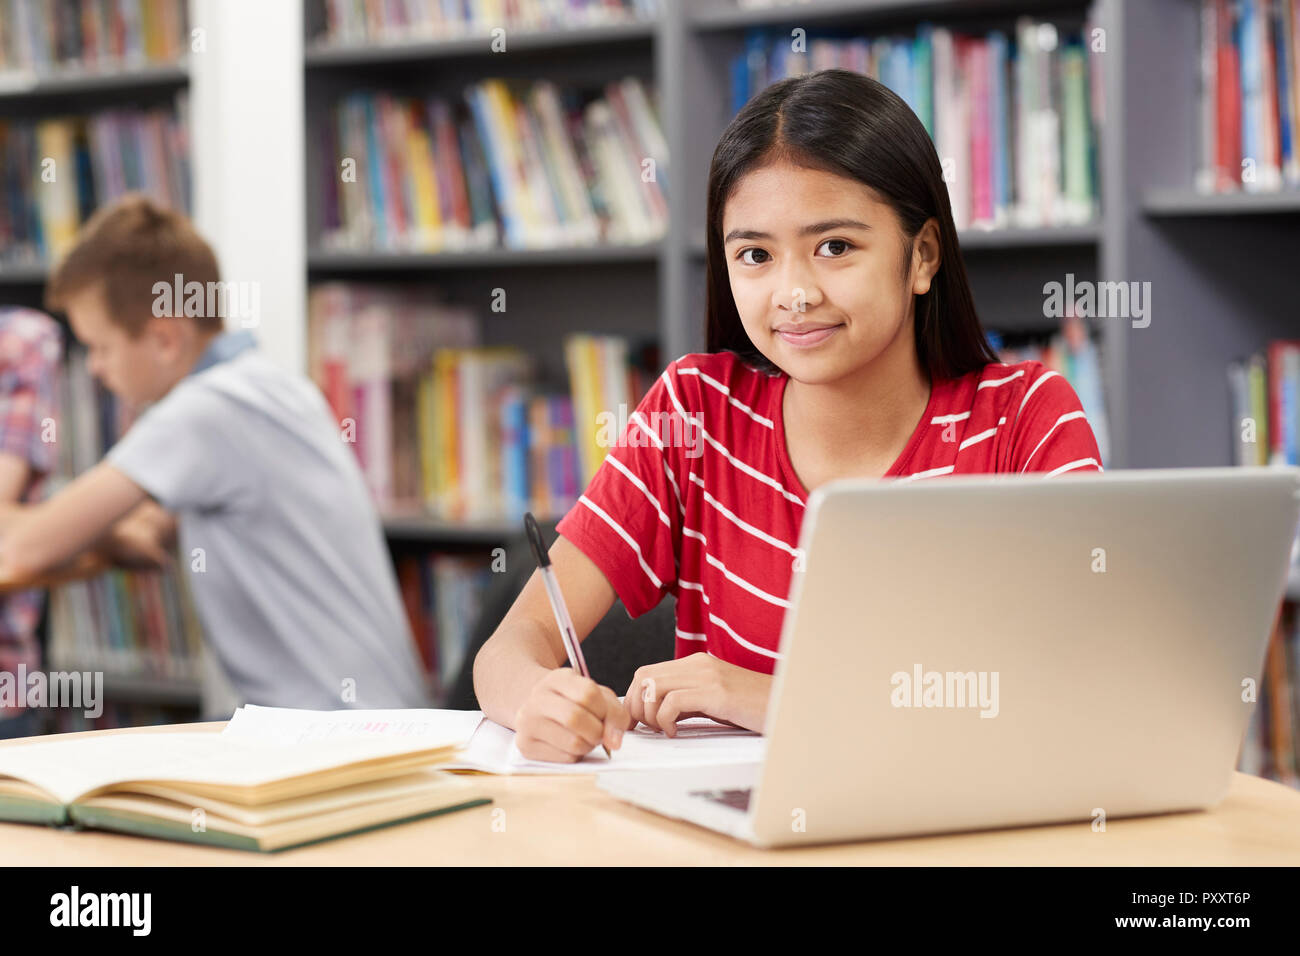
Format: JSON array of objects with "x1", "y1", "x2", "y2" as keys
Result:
[{"x1": 188, "y1": 0, "x2": 305, "y2": 373}]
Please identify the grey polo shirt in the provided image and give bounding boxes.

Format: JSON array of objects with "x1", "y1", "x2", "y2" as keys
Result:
[{"x1": 107, "y1": 332, "x2": 430, "y2": 710}]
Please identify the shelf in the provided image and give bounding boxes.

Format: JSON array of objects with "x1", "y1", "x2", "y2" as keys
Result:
[
  {"x1": 689, "y1": 0, "x2": 1086, "y2": 31},
  {"x1": 304, "y1": 20, "x2": 656, "y2": 68},
  {"x1": 957, "y1": 223, "x2": 1101, "y2": 249},
  {"x1": 92, "y1": 671, "x2": 202, "y2": 707},
  {"x1": 382, "y1": 513, "x2": 557, "y2": 543},
  {"x1": 0, "y1": 263, "x2": 49, "y2": 285},
  {"x1": 687, "y1": 223, "x2": 1100, "y2": 257},
  {"x1": 308, "y1": 241, "x2": 662, "y2": 273},
  {"x1": 1143, "y1": 189, "x2": 1300, "y2": 218},
  {"x1": 0, "y1": 61, "x2": 187, "y2": 99}
]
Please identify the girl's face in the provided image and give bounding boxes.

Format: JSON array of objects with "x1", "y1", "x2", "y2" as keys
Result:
[{"x1": 721, "y1": 160, "x2": 939, "y2": 385}]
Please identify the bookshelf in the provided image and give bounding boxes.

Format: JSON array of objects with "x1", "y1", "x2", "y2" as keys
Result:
[
  {"x1": 293, "y1": 0, "x2": 1300, "y2": 777},
  {"x1": 0, "y1": 0, "x2": 202, "y2": 722},
  {"x1": 301, "y1": 0, "x2": 1114, "y2": 546}
]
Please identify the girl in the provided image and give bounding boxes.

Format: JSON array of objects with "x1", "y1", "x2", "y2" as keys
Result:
[{"x1": 473, "y1": 69, "x2": 1103, "y2": 762}]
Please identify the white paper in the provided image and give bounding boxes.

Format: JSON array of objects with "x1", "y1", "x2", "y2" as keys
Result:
[
  {"x1": 221, "y1": 704, "x2": 483, "y2": 747},
  {"x1": 218, "y1": 704, "x2": 766, "y2": 775},
  {"x1": 444, "y1": 715, "x2": 766, "y2": 775}
]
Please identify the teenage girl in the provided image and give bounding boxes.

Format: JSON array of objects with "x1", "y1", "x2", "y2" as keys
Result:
[{"x1": 473, "y1": 68, "x2": 1103, "y2": 762}]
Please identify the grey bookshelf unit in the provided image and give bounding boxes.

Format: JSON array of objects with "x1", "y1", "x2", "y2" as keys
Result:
[
  {"x1": 303, "y1": 0, "x2": 1173, "y2": 549},
  {"x1": 0, "y1": 57, "x2": 201, "y2": 714}
]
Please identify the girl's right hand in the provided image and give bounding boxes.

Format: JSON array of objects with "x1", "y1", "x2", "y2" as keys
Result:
[{"x1": 513, "y1": 669, "x2": 634, "y2": 762}]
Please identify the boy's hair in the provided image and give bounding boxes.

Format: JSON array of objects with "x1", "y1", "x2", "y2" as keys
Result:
[{"x1": 46, "y1": 194, "x2": 223, "y2": 336}]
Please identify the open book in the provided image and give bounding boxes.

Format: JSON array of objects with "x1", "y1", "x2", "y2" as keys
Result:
[{"x1": 0, "y1": 730, "x2": 490, "y2": 852}]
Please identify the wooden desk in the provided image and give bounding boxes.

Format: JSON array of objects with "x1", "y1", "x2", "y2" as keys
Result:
[{"x1": 2, "y1": 721, "x2": 1299, "y2": 865}]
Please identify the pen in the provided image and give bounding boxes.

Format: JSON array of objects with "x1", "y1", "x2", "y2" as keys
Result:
[{"x1": 524, "y1": 512, "x2": 612, "y2": 759}]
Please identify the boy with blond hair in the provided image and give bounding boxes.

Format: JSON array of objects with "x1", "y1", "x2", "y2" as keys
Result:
[{"x1": 0, "y1": 195, "x2": 428, "y2": 711}]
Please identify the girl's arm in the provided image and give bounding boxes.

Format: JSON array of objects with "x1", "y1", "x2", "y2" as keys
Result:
[{"x1": 473, "y1": 534, "x2": 632, "y2": 760}]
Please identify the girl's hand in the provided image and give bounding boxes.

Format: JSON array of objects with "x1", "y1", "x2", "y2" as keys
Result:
[
  {"x1": 624, "y1": 653, "x2": 772, "y2": 735},
  {"x1": 513, "y1": 668, "x2": 634, "y2": 763}
]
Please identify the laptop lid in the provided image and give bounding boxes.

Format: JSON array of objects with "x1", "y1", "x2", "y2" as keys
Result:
[{"x1": 749, "y1": 467, "x2": 1300, "y2": 848}]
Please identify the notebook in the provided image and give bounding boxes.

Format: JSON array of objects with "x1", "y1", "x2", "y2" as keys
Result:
[{"x1": 0, "y1": 729, "x2": 490, "y2": 852}]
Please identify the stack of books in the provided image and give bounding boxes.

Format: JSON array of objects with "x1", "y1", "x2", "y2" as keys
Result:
[
  {"x1": 730, "y1": 16, "x2": 1101, "y2": 229},
  {"x1": 1196, "y1": 0, "x2": 1300, "y2": 194},
  {"x1": 985, "y1": 313, "x2": 1111, "y2": 468},
  {"x1": 0, "y1": 726, "x2": 489, "y2": 852},
  {"x1": 0, "y1": 0, "x2": 188, "y2": 76},
  {"x1": 46, "y1": 346, "x2": 205, "y2": 698},
  {"x1": 396, "y1": 552, "x2": 496, "y2": 704},
  {"x1": 316, "y1": 76, "x2": 668, "y2": 252},
  {"x1": 0, "y1": 96, "x2": 191, "y2": 266},
  {"x1": 313, "y1": 0, "x2": 658, "y2": 46}
]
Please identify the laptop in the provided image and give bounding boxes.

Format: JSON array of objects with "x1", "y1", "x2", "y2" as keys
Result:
[{"x1": 597, "y1": 466, "x2": 1300, "y2": 848}]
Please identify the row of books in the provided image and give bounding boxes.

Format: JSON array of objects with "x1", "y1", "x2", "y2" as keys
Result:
[
  {"x1": 314, "y1": 0, "x2": 658, "y2": 46},
  {"x1": 47, "y1": 568, "x2": 205, "y2": 683},
  {"x1": 731, "y1": 16, "x2": 1101, "y2": 230},
  {"x1": 1197, "y1": 0, "x2": 1300, "y2": 194},
  {"x1": 0, "y1": 0, "x2": 187, "y2": 77},
  {"x1": 395, "y1": 551, "x2": 495, "y2": 704},
  {"x1": 1227, "y1": 339, "x2": 1300, "y2": 466},
  {"x1": 46, "y1": 344, "x2": 205, "y2": 685},
  {"x1": 1238, "y1": 599, "x2": 1299, "y2": 788},
  {"x1": 985, "y1": 313, "x2": 1111, "y2": 468},
  {"x1": 307, "y1": 282, "x2": 656, "y2": 520},
  {"x1": 316, "y1": 76, "x2": 668, "y2": 252},
  {"x1": 565, "y1": 332, "x2": 657, "y2": 485},
  {"x1": 0, "y1": 96, "x2": 191, "y2": 265}
]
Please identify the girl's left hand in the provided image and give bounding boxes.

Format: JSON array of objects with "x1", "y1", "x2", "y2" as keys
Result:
[{"x1": 624, "y1": 653, "x2": 772, "y2": 735}]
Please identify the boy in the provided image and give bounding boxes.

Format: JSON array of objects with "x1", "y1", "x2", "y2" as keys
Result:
[{"x1": 0, "y1": 195, "x2": 429, "y2": 711}]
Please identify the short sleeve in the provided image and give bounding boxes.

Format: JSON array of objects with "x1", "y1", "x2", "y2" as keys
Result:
[
  {"x1": 106, "y1": 383, "x2": 250, "y2": 512},
  {"x1": 0, "y1": 314, "x2": 61, "y2": 477},
  {"x1": 555, "y1": 362, "x2": 690, "y2": 618},
  {"x1": 1007, "y1": 367, "x2": 1104, "y2": 476}
]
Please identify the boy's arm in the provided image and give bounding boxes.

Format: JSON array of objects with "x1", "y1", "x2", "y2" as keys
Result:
[
  {"x1": 0, "y1": 452, "x2": 33, "y2": 532},
  {"x1": 0, "y1": 463, "x2": 147, "y2": 581}
]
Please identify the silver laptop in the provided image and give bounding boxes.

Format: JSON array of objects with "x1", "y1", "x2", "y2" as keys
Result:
[{"x1": 597, "y1": 466, "x2": 1300, "y2": 848}]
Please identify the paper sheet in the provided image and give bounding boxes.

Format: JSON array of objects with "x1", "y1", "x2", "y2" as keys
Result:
[
  {"x1": 445, "y1": 714, "x2": 766, "y2": 775},
  {"x1": 222, "y1": 704, "x2": 483, "y2": 747},
  {"x1": 219, "y1": 704, "x2": 765, "y2": 775}
]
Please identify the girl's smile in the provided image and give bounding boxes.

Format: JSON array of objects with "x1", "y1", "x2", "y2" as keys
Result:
[{"x1": 773, "y1": 322, "x2": 844, "y2": 348}]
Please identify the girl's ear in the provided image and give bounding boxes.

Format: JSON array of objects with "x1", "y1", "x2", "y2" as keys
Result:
[{"x1": 910, "y1": 218, "x2": 942, "y2": 295}]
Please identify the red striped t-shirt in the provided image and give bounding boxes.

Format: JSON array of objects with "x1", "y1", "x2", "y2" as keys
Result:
[{"x1": 554, "y1": 350, "x2": 1104, "y2": 674}]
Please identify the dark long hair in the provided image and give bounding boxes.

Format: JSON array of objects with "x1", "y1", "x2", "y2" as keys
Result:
[{"x1": 704, "y1": 68, "x2": 998, "y2": 380}]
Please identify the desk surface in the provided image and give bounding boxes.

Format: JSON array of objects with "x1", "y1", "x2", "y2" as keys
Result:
[{"x1": 2, "y1": 721, "x2": 1299, "y2": 865}]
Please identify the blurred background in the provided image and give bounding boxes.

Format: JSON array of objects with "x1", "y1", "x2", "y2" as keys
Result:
[{"x1": 0, "y1": 0, "x2": 1297, "y2": 788}]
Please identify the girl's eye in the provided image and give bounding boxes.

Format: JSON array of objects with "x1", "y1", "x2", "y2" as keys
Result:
[
  {"x1": 816, "y1": 238, "x2": 853, "y2": 257},
  {"x1": 738, "y1": 248, "x2": 770, "y2": 266}
]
